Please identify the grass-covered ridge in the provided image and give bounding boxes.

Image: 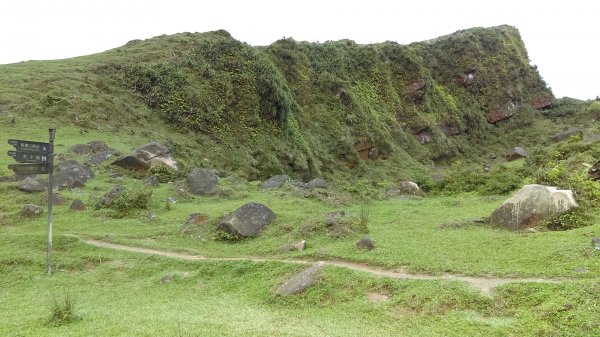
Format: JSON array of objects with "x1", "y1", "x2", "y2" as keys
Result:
[{"x1": 0, "y1": 25, "x2": 551, "y2": 181}]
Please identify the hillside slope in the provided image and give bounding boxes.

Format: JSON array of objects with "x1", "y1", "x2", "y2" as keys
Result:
[{"x1": 0, "y1": 25, "x2": 552, "y2": 180}]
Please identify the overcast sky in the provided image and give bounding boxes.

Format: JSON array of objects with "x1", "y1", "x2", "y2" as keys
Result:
[{"x1": 0, "y1": 0, "x2": 598, "y2": 99}]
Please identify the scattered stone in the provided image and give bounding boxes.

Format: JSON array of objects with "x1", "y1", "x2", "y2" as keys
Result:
[
  {"x1": 54, "y1": 162, "x2": 95, "y2": 190},
  {"x1": 43, "y1": 193, "x2": 66, "y2": 205},
  {"x1": 165, "y1": 197, "x2": 176, "y2": 204},
  {"x1": 85, "y1": 150, "x2": 115, "y2": 166},
  {"x1": 531, "y1": 97, "x2": 553, "y2": 110},
  {"x1": 188, "y1": 168, "x2": 218, "y2": 195},
  {"x1": 70, "y1": 199, "x2": 85, "y2": 211},
  {"x1": 592, "y1": 238, "x2": 600, "y2": 250},
  {"x1": 185, "y1": 213, "x2": 208, "y2": 225},
  {"x1": 145, "y1": 175, "x2": 160, "y2": 186},
  {"x1": 160, "y1": 274, "x2": 173, "y2": 284},
  {"x1": 88, "y1": 140, "x2": 109, "y2": 153},
  {"x1": 553, "y1": 129, "x2": 582, "y2": 142},
  {"x1": 70, "y1": 143, "x2": 93, "y2": 155},
  {"x1": 505, "y1": 147, "x2": 528, "y2": 161},
  {"x1": 280, "y1": 240, "x2": 307, "y2": 252},
  {"x1": 588, "y1": 161, "x2": 600, "y2": 181},
  {"x1": 356, "y1": 236, "x2": 375, "y2": 250},
  {"x1": 142, "y1": 211, "x2": 157, "y2": 221},
  {"x1": 217, "y1": 202, "x2": 276, "y2": 237},
  {"x1": 490, "y1": 184, "x2": 578, "y2": 230},
  {"x1": 324, "y1": 210, "x2": 349, "y2": 226},
  {"x1": 21, "y1": 204, "x2": 43, "y2": 218},
  {"x1": 112, "y1": 141, "x2": 178, "y2": 172},
  {"x1": 405, "y1": 79, "x2": 426, "y2": 93},
  {"x1": 275, "y1": 262, "x2": 324, "y2": 296},
  {"x1": 399, "y1": 181, "x2": 422, "y2": 195},
  {"x1": 307, "y1": 178, "x2": 328, "y2": 189},
  {"x1": 260, "y1": 175, "x2": 290, "y2": 190},
  {"x1": 17, "y1": 176, "x2": 47, "y2": 192},
  {"x1": 486, "y1": 100, "x2": 520, "y2": 123},
  {"x1": 99, "y1": 185, "x2": 126, "y2": 207}
]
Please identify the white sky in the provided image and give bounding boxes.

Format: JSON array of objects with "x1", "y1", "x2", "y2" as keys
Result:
[{"x1": 0, "y1": 0, "x2": 598, "y2": 99}]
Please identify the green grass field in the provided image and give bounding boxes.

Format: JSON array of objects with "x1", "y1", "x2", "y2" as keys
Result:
[{"x1": 1, "y1": 115, "x2": 599, "y2": 336}]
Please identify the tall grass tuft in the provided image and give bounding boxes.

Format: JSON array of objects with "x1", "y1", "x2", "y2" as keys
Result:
[
  {"x1": 48, "y1": 291, "x2": 79, "y2": 326},
  {"x1": 358, "y1": 204, "x2": 371, "y2": 232}
]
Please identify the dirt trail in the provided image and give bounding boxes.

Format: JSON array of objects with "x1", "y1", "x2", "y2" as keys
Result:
[{"x1": 83, "y1": 239, "x2": 561, "y2": 296}]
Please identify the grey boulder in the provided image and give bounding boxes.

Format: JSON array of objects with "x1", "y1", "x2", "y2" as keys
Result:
[
  {"x1": 188, "y1": 168, "x2": 218, "y2": 195},
  {"x1": 217, "y1": 202, "x2": 276, "y2": 237},
  {"x1": 275, "y1": 262, "x2": 324, "y2": 296}
]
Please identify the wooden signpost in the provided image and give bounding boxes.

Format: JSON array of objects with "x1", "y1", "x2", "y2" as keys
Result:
[{"x1": 7, "y1": 129, "x2": 55, "y2": 275}]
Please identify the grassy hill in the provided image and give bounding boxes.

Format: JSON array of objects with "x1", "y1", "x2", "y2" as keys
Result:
[{"x1": 1, "y1": 26, "x2": 599, "y2": 336}]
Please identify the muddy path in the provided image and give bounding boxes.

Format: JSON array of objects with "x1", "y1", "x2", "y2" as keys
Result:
[{"x1": 82, "y1": 238, "x2": 561, "y2": 296}]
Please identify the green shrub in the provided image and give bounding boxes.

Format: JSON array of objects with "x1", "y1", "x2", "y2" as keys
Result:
[
  {"x1": 148, "y1": 164, "x2": 179, "y2": 183},
  {"x1": 110, "y1": 185, "x2": 153, "y2": 218}
]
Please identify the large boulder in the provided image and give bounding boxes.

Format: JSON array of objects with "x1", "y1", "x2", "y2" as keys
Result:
[
  {"x1": 217, "y1": 202, "x2": 276, "y2": 237},
  {"x1": 399, "y1": 181, "x2": 422, "y2": 195},
  {"x1": 490, "y1": 184, "x2": 578, "y2": 230},
  {"x1": 188, "y1": 168, "x2": 218, "y2": 195},
  {"x1": 112, "y1": 142, "x2": 178, "y2": 172},
  {"x1": 275, "y1": 262, "x2": 324, "y2": 296},
  {"x1": 17, "y1": 176, "x2": 47, "y2": 192},
  {"x1": 53, "y1": 162, "x2": 95, "y2": 190}
]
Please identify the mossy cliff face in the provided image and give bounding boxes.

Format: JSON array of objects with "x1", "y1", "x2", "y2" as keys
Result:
[{"x1": 0, "y1": 26, "x2": 552, "y2": 180}]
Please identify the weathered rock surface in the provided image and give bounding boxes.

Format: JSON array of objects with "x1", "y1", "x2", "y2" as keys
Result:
[
  {"x1": 275, "y1": 262, "x2": 324, "y2": 296},
  {"x1": 552, "y1": 129, "x2": 582, "y2": 142},
  {"x1": 399, "y1": 181, "x2": 422, "y2": 195},
  {"x1": 260, "y1": 175, "x2": 290, "y2": 190},
  {"x1": 86, "y1": 150, "x2": 115, "y2": 166},
  {"x1": 188, "y1": 168, "x2": 218, "y2": 195},
  {"x1": 17, "y1": 176, "x2": 47, "y2": 192},
  {"x1": 490, "y1": 184, "x2": 578, "y2": 230},
  {"x1": 99, "y1": 185, "x2": 126, "y2": 207},
  {"x1": 217, "y1": 202, "x2": 275, "y2": 237},
  {"x1": 21, "y1": 204, "x2": 43, "y2": 218},
  {"x1": 505, "y1": 147, "x2": 528, "y2": 161},
  {"x1": 185, "y1": 213, "x2": 208, "y2": 225},
  {"x1": 486, "y1": 101, "x2": 520, "y2": 123},
  {"x1": 280, "y1": 240, "x2": 306, "y2": 252},
  {"x1": 54, "y1": 162, "x2": 95, "y2": 189},
  {"x1": 307, "y1": 178, "x2": 328, "y2": 189},
  {"x1": 112, "y1": 141, "x2": 178, "y2": 172},
  {"x1": 43, "y1": 193, "x2": 65, "y2": 205}
]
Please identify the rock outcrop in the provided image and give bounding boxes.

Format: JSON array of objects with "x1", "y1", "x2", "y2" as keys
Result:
[{"x1": 490, "y1": 184, "x2": 578, "y2": 230}]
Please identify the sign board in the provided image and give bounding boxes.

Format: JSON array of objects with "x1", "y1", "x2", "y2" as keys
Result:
[
  {"x1": 8, "y1": 163, "x2": 50, "y2": 175},
  {"x1": 7, "y1": 150, "x2": 50, "y2": 163},
  {"x1": 8, "y1": 139, "x2": 51, "y2": 153}
]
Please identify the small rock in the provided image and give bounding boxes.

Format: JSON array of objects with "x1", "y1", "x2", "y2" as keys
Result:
[
  {"x1": 160, "y1": 274, "x2": 173, "y2": 284},
  {"x1": 70, "y1": 143, "x2": 93, "y2": 155},
  {"x1": 280, "y1": 240, "x2": 307, "y2": 252},
  {"x1": 185, "y1": 213, "x2": 208, "y2": 225},
  {"x1": 506, "y1": 147, "x2": 528, "y2": 161},
  {"x1": 275, "y1": 262, "x2": 324, "y2": 296},
  {"x1": 356, "y1": 236, "x2": 375, "y2": 250},
  {"x1": 260, "y1": 175, "x2": 290, "y2": 190},
  {"x1": 21, "y1": 204, "x2": 43, "y2": 218},
  {"x1": 70, "y1": 199, "x2": 85, "y2": 211},
  {"x1": 85, "y1": 150, "x2": 114, "y2": 166},
  {"x1": 43, "y1": 193, "x2": 66, "y2": 205},
  {"x1": 145, "y1": 175, "x2": 160, "y2": 186},
  {"x1": 307, "y1": 178, "x2": 328, "y2": 189},
  {"x1": 188, "y1": 168, "x2": 218, "y2": 196},
  {"x1": 592, "y1": 238, "x2": 600, "y2": 250},
  {"x1": 217, "y1": 202, "x2": 276, "y2": 237}
]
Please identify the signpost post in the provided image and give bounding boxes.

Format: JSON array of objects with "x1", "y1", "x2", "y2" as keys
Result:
[{"x1": 7, "y1": 129, "x2": 55, "y2": 275}]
